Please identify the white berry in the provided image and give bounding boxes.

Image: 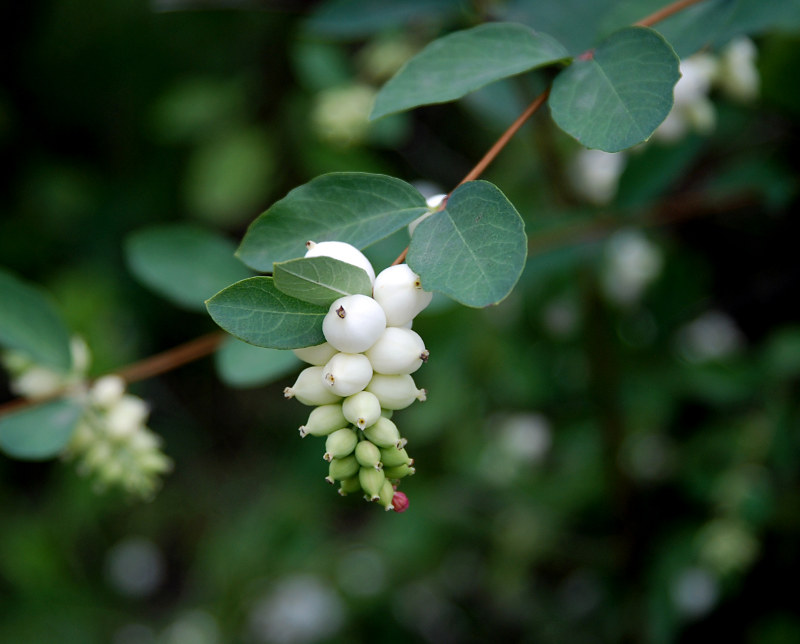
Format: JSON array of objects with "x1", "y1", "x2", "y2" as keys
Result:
[
  {"x1": 322, "y1": 352, "x2": 373, "y2": 397},
  {"x1": 293, "y1": 342, "x2": 338, "y2": 366},
  {"x1": 342, "y1": 390, "x2": 382, "y2": 429},
  {"x1": 365, "y1": 373, "x2": 426, "y2": 410},
  {"x1": 365, "y1": 327, "x2": 428, "y2": 375},
  {"x1": 305, "y1": 240, "x2": 376, "y2": 286},
  {"x1": 322, "y1": 294, "x2": 386, "y2": 353},
  {"x1": 284, "y1": 366, "x2": 341, "y2": 406},
  {"x1": 372, "y1": 264, "x2": 433, "y2": 326}
]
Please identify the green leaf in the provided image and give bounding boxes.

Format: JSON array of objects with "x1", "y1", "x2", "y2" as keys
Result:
[
  {"x1": 549, "y1": 27, "x2": 680, "y2": 152},
  {"x1": 273, "y1": 257, "x2": 372, "y2": 307},
  {"x1": 370, "y1": 23, "x2": 570, "y2": 120},
  {"x1": 126, "y1": 224, "x2": 252, "y2": 312},
  {"x1": 214, "y1": 336, "x2": 301, "y2": 388},
  {"x1": 0, "y1": 268, "x2": 72, "y2": 372},
  {"x1": 206, "y1": 277, "x2": 327, "y2": 349},
  {"x1": 236, "y1": 172, "x2": 427, "y2": 272},
  {"x1": 0, "y1": 399, "x2": 84, "y2": 460},
  {"x1": 304, "y1": 0, "x2": 463, "y2": 40},
  {"x1": 407, "y1": 181, "x2": 527, "y2": 308}
]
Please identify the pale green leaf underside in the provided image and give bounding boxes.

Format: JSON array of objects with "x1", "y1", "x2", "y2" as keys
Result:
[
  {"x1": 0, "y1": 399, "x2": 84, "y2": 460},
  {"x1": 206, "y1": 277, "x2": 327, "y2": 349},
  {"x1": 371, "y1": 22, "x2": 570, "y2": 119},
  {"x1": 214, "y1": 336, "x2": 300, "y2": 388},
  {"x1": 273, "y1": 257, "x2": 372, "y2": 307},
  {"x1": 236, "y1": 172, "x2": 428, "y2": 272},
  {"x1": 549, "y1": 26, "x2": 680, "y2": 152},
  {"x1": 407, "y1": 181, "x2": 527, "y2": 308},
  {"x1": 125, "y1": 224, "x2": 252, "y2": 312},
  {"x1": 0, "y1": 268, "x2": 72, "y2": 372}
]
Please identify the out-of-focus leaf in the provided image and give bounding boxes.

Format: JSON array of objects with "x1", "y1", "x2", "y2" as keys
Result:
[
  {"x1": 549, "y1": 27, "x2": 680, "y2": 152},
  {"x1": 304, "y1": 0, "x2": 462, "y2": 40},
  {"x1": 407, "y1": 181, "x2": 527, "y2": 307},
  {"x1": 206, "y1": 277, "x2": 326, "y2": 349},
  {"x1": 0, "y1": 268, "x2": 72, "y2": 372},
  {"x1": 0, "y1": 399, "x2": 84, "y2": 460},
  {"x1": 214, "y1": 336, "x2": 300, "y2": 388},
  {"x1": 183, "y1": 126, "x2": 275, "y2": 225},
  {"x1": 236, "y1": 173, "x2": 427, "y2": 272},
  {"x1": 125, "y1": 225, "x2": 252, "y2": 312},
  {"x1": 370, "y1": 23, "x2": 569, "y2": 119},
  {"x1": 498, "y1": 0, "x2": 619, "y2": 54},
  {"x1": 273, "y1": 257, "x2": 372, "y2": 307}
]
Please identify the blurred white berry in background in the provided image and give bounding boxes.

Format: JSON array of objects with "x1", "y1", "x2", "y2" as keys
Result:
[
  {"x1": 570, "y1": 148, "x2": 627, "y2": 205},
  {"x1": 601, "y1": 229, "x2": 664, "y2": 305}
]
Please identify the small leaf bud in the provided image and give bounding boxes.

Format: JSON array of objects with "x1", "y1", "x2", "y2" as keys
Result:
[
  {"x1": 342, "y1": 391, "x2": 382, "y2": 429},
  {"x1": 322, "y1": 353, "x2": 373, "y2": 397},
  {"x1": 355, "y1": 439, "x2": 382, "y2": 470},
  {"x1": 362, "y1": 416, "x2": 402, "y2": 448},
  {"x1": 322, "y1": 294, "x2": 386, "y2": 353},
  {"x1": 358, "y1": 466, "x2": 386, "y2": 501},
  {"x1": 365, "y1": 327, "x2": 428, "y2": 375},
  {"x1": 326, "y1": 454, "x2": 360, "y2": 483},
  {"x1": 293, "y1": 342, "x2": 338, "y2": 366},
  {"x1": 299, "y1": 403, "x2": 347, "y2": 438},
  {"x1": 324, "y1": 427, "x2": 358, "y2": 461},
  {"x1": 305, "y1": 240, "x2": 376, "y2": 286},
  {"x1": 379, "y1": 446, "x2": 412, "y2": 468},
  {"x1": 365, "y1": 373, "x2": 426, "y2": 410},
  {"x1": 391, "y1": 490, "x2": 410, "y2": 513},
  {"x1": 372, "y1": 264, "x2": 433, "y2": 326},
  {"x1": 284, "y1": 366, "x2": 341, "y2": 406}
]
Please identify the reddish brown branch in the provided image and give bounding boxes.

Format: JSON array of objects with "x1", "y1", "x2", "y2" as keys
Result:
[
  {"x1": 113, "y1": 332, "x2": 224, "y2": 384},
  {"x1": 635, "y1": 0, "x2": 706, "y2": 28}
]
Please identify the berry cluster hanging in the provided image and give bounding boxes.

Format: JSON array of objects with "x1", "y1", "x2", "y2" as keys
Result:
[{"x1": 284, "y1": 241, "x2": 431, "y2": 512}]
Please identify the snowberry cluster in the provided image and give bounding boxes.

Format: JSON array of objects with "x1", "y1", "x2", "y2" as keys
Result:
[{"x1": 284, "y1": 241, "x2": 432, "y2": 512}]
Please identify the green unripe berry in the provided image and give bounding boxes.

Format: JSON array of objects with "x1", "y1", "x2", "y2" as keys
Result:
[
  {"x1": 338, "y1": 476, "x2": 362, "y2": 496},
  {"x1": 299, "y1": 403, "x2": 347, "y2": 437},
  {"x1": 326, "y1": 454, "x2": 360, "y2": 483},
  {"x1": 378, "y1": 479, "x2": 395, "y2": 510},
  {"x1": 379, "y1": 446, "x2": 412, "y2": 468},
  {"x1": 355, "y1": 439, "x2": 382, "y2": 469},
  {"x1": 363, "y1": 416, "x2": 403, "y2": 449},
  {"x1": 365, "y1": 373, "x2": 426, "y2": 410},
  {"x1": 342, "y1": 391, "x2": 381, "y2": 429},
  {"x1": 359, "y1": 466, "x2": 386, "y2": 501},
  {"x1": 381, "y1": 408, "x2": 393, "y2": 419},
  {"x1": 293, "y1": 342, "x2": 338, "y2": 366},
  {"x1": 383, "y1": 463, "x2": 415, "y2": 479},
  {"x1": 285, "y1": 366, "x2": 341, "y2": 406},
  {"x1": 324, "y1": 427, "x2": 358, "y2": 461}
]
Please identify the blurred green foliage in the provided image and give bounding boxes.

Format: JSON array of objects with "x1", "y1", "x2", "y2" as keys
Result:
[{"x1": 2, "y1": 1, "x2": 800, "y2": 643}]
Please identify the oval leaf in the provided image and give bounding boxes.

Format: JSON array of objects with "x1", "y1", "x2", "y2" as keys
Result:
[
  {"x1": 206, "y1": 277, "x2": 327, "y2": 349},
  {"x1": 126, "y1": 224, "x2": 252, "y2": 312},
  {"x1": 236, "y1": 172, "x2": 427, "y2": 272},
  {"x1": 407, "y1": 181, "x2": 527, "y2": 308},
  {"x1": 549, "y1": 27, "x2": 680, "y2": 152},
  {"x1": 273, "y1": 257, "x2": 372, "y2": 307},
  {"x1": 0, "y1": 268, "x2": 72, "y2": 372},
  {"x1": 214, "y1": 336, "x2": 301, "y2": 388},
  {"x1": 0, "y1": 398, "x2": 84, "y2": 460},
  {"x1": 371, "y1": 23, "x2": 570, "y2": 119}
]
